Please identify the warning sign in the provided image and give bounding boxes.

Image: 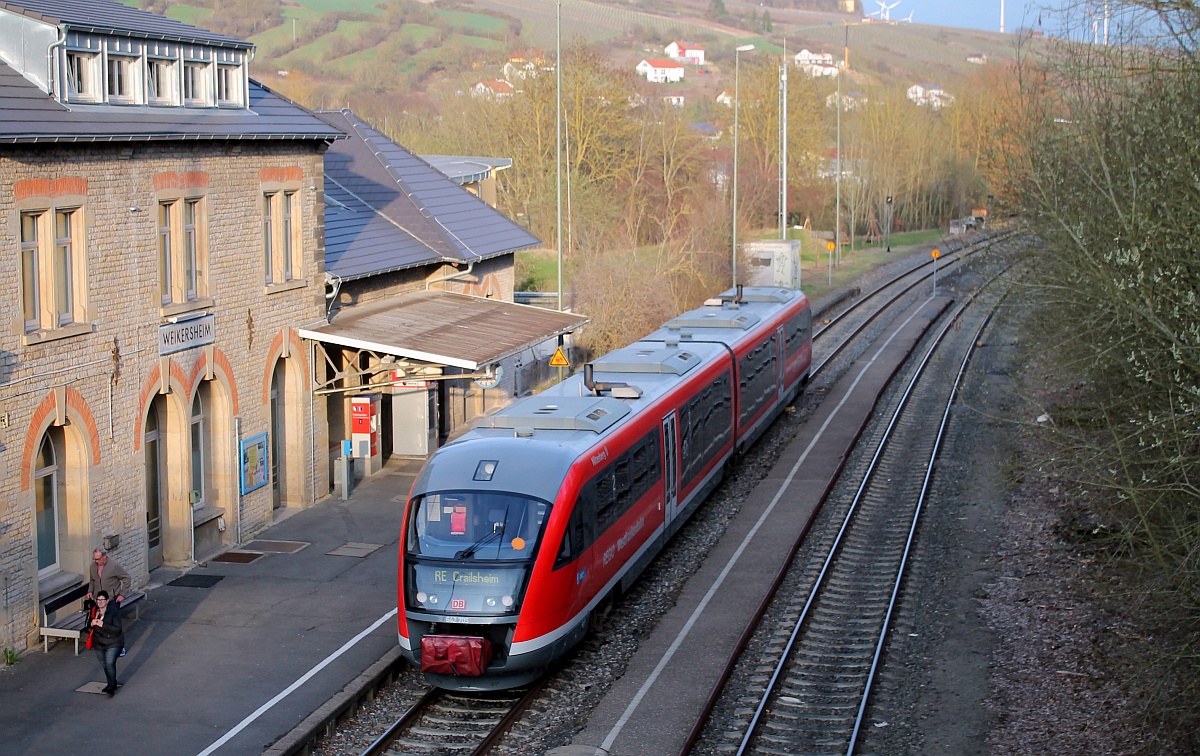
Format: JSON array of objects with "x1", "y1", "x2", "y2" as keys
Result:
[{"x1": 549, "y1": 347, "x2": 570, "y2": 368}]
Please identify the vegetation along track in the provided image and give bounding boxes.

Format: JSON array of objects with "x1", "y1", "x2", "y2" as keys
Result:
[{"x1": 691, "y1": 250, "x2": 1018, "y2": 755}]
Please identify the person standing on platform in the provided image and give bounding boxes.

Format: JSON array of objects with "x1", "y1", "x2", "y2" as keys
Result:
[
  {"x1": 88, "y1": 591, "x2": 125, "y2": 696},
  {"x1": 87, "y1": 547, "x2": 130, "y2": 605}
]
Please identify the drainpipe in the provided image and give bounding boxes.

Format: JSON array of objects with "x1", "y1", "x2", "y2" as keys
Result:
[
  {"x1": 425, "y1": 261, "x2": 474, "y2": 290},
  {"x1": 48, "y1": 26, "x2": 67, "y2": 101},
  {"x1": 324, "y1": 271, "x2": 342, "y2": 320}
]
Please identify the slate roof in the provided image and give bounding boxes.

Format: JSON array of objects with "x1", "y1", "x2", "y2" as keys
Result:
[
  {"x1": 0, "y1": 61, "x2": 346, "y2": 142},
  {"x1": 316, "y1": 109, "x2": 541, "y2": 282},
  {"x1": 0, "y1": 0, "x2": 250, "y2": 47}
]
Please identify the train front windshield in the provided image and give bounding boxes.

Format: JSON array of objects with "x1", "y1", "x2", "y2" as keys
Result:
[{"x1": 404, "y1": 491, "x2": 550, "y2": 616}]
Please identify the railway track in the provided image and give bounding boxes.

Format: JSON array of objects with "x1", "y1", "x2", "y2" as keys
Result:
[
  {"x1": 691, "y1": 255, "x2": 1016, "y2": 755},
  {"x1": 359, "y1": 682, "x2": 544, "y2": 756}
]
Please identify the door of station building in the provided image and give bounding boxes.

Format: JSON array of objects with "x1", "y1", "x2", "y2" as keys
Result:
[
  {"x1": 144, "y1": 398, "x2": 167, "y2": 570},
  {"x1": 391, "y1": 383, "x2": 438, "y2": 457}
]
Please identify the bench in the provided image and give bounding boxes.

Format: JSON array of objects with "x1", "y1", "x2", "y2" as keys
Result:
[{"x1": 39, "y1": 584, "x2": 146, "y2": 655}]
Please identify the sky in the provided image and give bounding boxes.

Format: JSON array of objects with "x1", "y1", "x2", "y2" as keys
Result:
[{"x1": 877, "y1": 1, "x2": 1069, "y2": 32}]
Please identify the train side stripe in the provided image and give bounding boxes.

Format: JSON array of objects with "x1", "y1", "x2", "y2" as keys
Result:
[{"x1": 509, "y1": 519, "x2": 666, "y2": 656}]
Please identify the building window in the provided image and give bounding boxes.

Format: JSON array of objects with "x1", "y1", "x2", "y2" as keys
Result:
[
  {"x1": 65, "y1": 51, "x2": 100, "y2": 101},
  {"x1": 20, "y1": 208, "x2": 86, "y2": 333},
  {"x1": 158, "y1": 198, "x2": 207, "y2": 306},
  {"x1": 34, "y1": 434, "x2": 62, "y2": 576},
  {"x1": 263, "y1": 191, "x2": 301, "y2": 285},
  {"x1": 183, "y1": 61, "x2": 210, "y2": 106},
  {"x1": 215, "y1": 64, "x2": 241, "y2": 106},
  {"x1": 106, "y1": 55, "x2": 139, "y2": 102},
  {"x1": 147, "y1": 58, "x2": 177, "y2": 105},
  {"x1": 190, "y1": 388, "x2": 208, "y2": 508}
]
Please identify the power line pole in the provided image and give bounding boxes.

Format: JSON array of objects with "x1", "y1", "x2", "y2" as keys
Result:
[{"x1": 779, "y1": 39, "x2": 788, "y2": 241}]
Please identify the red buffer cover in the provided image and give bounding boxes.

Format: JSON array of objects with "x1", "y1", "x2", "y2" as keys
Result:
[{"x1": 420, "y1": 635, "x2": 493, "y2": 676}]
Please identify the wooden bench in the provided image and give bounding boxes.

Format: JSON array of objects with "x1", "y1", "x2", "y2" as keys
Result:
[{"x1": 39, "y1": 585, "x2": 146, "y2": 655}]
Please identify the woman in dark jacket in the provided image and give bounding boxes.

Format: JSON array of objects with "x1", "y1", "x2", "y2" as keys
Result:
[{"x1": 89, "y1": 590, "x2": 125, "y2": 696}]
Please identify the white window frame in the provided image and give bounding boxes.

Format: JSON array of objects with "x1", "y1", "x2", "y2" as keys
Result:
[
  {"x1": 106, "y1": 53, "x2": 140, "y2": 104},
  {"x1": 65, "y1": 50, "x2": 101, "y2": 103},
  {"x1": 147, "y1": 57, "x2": 179, "y2": 106},
  {"x1": 215, "y1": 64, "x2": 243, "y2": 107},
  {"x1": 183, "y1": 60, "x2": 212, "y2": 107}
]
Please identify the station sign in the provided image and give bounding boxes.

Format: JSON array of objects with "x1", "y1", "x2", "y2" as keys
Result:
[{"x1": 158, "y1": 314, "x2": 215, "y2": 355}]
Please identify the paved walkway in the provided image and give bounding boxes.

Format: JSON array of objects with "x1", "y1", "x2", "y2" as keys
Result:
[{"x1": 0, "y1": 461, "x2": 420, "y2": 756}]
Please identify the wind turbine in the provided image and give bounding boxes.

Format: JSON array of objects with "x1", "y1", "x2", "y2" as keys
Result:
[
  {"x1": 900, "y1": 11, "x2": 913, "y2": 23},
  {"x1": 872, "y1": 0, "x2": 900, "y2": 22}
]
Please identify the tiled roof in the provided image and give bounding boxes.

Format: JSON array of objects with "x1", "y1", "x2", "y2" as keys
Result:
[
  {"x1": 641, "y1": 59, "x2": 685, "y2": 69},
  {"x1": 0, "y1": 62, "x2": 346, "y2": 142},
  {"x1": 0, "y1": 0, "x2": 250, "y2": 47},
  {"x1": 317, "y1": 109, "x2": 541, "y2": 281}
]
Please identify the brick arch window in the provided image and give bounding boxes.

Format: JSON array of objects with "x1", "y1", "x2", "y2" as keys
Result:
[{"x1": 34, "y1": 430, "x2": 64, "y2": 576}]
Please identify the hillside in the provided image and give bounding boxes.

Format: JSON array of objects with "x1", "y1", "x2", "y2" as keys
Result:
[{"x1": 128, "y1": 0, "x2": 1025, "y2": 121}]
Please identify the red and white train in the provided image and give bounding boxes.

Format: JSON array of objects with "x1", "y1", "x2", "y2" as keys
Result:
[{"x1": 396, "y1": 285, "x2": 813, "y2": 690}]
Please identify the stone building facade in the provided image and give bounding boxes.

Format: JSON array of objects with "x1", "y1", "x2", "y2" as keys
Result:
[{"x1": 0, "y1": 0, "x2": 342, "y2": 653}]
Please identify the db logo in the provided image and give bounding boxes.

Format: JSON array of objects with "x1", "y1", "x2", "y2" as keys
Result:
[{"x1": 450, "y1": 598, "x2": 467, "y2": 610}]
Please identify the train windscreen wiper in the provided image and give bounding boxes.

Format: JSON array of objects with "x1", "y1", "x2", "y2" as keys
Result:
[{"x1": 456, "y1": 524, "x2": 504, "y2": 559}]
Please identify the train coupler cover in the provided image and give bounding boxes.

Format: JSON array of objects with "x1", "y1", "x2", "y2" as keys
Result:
[{"x1": 421, "y1": 634, "x2": 493, "y2": 676}]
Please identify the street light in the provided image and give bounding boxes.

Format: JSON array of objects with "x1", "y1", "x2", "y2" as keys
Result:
[{"x1": 732, "y1": 43, "x2": 754, "y2": 287}]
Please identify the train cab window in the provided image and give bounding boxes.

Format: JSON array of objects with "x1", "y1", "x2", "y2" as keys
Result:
[{"x1": 407, "y1": 492, "x2": 550, "y2": 561}]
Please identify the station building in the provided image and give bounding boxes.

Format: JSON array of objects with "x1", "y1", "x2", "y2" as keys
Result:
[{"x1": 0, "y1": 0, "x2": 585, "y2": 654}]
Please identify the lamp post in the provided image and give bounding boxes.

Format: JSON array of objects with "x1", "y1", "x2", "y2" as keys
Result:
[
  {"x1": 556, "y1": 0, "x2": 563, "y2": 311},
  {"x1": 732, "y1": 43, "x2": 755, "y2": 287}
]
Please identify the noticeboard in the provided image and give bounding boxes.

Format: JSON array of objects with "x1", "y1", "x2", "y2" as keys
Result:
[{"x1": 240, "y1": 433, "x2": 269, "y2": 494}]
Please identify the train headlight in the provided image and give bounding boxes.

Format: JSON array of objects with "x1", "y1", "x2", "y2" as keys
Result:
[
  {"x1": 416, "y1": 591, "x2": 428, "y2": 603},
  {"x1": 501, "y1": 595, "x2": 514, "y2": 607},
  {"x1": 428, "y1": 594, "x2": 439, "y2": 605},
  {"x1": 486, "y1": 597, "x2": 497, "y2": 607}
]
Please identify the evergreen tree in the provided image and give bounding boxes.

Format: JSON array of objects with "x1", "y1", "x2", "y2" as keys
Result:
[{"x1": 706, "y1": 0, "x2": 727, "y2": 21}]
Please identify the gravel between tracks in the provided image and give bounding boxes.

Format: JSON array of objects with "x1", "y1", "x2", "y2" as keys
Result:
[{"x1": 313, "y1": 240, "x2": 1174, "y2": 755}]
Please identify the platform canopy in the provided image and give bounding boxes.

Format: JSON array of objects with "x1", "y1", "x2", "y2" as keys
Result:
[{"x1": 299, "y1": 290, "x2": 588, "y2": 371}]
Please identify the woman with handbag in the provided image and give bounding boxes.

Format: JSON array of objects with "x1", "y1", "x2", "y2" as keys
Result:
[{"x1": 89, "y1": 590, "x2": 125, "y2": 697}]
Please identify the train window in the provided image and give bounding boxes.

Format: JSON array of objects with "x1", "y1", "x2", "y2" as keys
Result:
[
  {"x1": 555, "y1": 489, "x2": 595, "y2": 569},
  {"x1": 407, "y1": 491, "x2": 550, "y2": 561},
  {"x1": 785, "y1": 308, "x2": 812, "y2": 358},
  {"x1": 739, "y1": 335, "x2": 778, "y2": 424},
  {"x1": 680, "y1": 370, "x2": 732, "y2": 488}
]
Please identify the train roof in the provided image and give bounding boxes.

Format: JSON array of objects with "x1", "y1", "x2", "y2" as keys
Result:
[{"x1": 410, "y1": 286, "x2": 808, "y2": 502}]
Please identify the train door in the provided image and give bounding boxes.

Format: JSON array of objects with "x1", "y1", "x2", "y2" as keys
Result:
[
  {"x1": 661, "y1": 412, "x2": 678, "y2": 531},
  {"x1": 775, "y1": 326, "x2": 786, "y2": 404}
]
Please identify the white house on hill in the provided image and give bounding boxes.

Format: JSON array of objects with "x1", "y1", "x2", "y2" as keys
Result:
[
  {"x1": 665, "y1": 41, "x2": 705, "y2": 64},
  {"x1": 907, "y1": 83, "x2": 954, "y2": 109},
  {"x1": 636, "y1": 59, "x2": 686, "y2": 83}
]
